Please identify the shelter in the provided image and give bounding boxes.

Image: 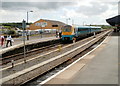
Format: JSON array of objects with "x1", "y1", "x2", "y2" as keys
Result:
[
  {"x1": 106, "y1": 15, "x2": 120, "y2": 32},
  {"x1": 106, "y1": 15, "x2": 120, "y2": 26}
]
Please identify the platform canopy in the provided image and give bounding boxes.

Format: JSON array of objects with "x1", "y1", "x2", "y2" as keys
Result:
[{"x1": 106, "y1": 15, "x2": 120, "y2": 26}]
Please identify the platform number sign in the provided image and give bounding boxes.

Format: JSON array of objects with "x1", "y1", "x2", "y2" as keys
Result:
[{"x1": 22, "y1": 20, "x2": 26, "y2": 30}]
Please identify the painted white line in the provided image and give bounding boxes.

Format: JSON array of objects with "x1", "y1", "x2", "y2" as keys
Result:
[
  {"x1": 39, "y1": 33, "x2": 109, "y2": 85},
  {"x1": 1, "y1": 32, "x2": 108, "y2": 83},
  {"x1": 0, "y1": 31, "x2": 110, "y2": 84},
  {"x1": 0, "y1": 36, "x2": 97, "y2": 83}
]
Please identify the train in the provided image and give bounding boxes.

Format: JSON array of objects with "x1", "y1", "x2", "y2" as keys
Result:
[{"x1": 61, "y1": 25, "x2": 101, "y2": 42}]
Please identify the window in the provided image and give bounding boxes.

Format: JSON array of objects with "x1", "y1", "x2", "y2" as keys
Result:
[
  {"x1": 52, "y1": 25, "x2": 58, "y2": 27},
  {"x1": 35, "y1": 23, "x2": 41, "y2": 26},
  {"x1": 78, "y1": 28, "x2": 88, "y2": 31},
  {"x1": 62, "y1": 26, "x2": 72, "y2": 32}
]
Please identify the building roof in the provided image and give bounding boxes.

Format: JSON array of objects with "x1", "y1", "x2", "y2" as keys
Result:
[
  {"x1": 106, "y1": 15, "x2": 120, "y2": 26},
  {"x1": 41, "y1": 19, "x2": 66, "y2": 26}
]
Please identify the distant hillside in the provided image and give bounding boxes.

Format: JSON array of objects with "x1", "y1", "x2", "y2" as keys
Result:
[
  {"x1": 0, "y1": 22, "x2": 32, "y2": 29},
  {"x1": 86, "y1": 24, "x2": 114, "y2": 29}
]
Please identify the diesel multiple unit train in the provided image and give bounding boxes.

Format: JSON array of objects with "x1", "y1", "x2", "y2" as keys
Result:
[{"x1": 61, "y1": 25, "x2": 101, "y2": 41}]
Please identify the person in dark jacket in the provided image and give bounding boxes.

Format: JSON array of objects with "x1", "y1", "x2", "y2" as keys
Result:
[{"x1": 59, "y1": 31, "x2": 62, "y2": 38}]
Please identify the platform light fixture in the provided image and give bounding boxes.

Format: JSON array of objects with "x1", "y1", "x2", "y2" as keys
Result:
[
  {"x1": 66, "y1": 18, "x2": 71, "y2": 25},
  {"x1": 26, "y1": 10, "x2": 33, "y2": 40},
  {"x1": 118, "y1": 1, "x2": 120, "y2": 15}
]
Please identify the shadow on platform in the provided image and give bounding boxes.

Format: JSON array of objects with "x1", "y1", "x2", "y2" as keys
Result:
[
  {"x1": 41, "y1": 84, "x2": 118, "y2": 86},
  {"x1": 111, "y1": 32, "x2": 120, "y2": 36}
]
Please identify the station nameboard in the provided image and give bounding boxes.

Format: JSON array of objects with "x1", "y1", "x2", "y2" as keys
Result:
[{"x1": 35, "y1": 22, "x2": 47, "y2": 27}]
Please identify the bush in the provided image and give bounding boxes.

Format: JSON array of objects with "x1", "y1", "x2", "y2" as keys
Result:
[{"x1": 6, "y1": 29, "x2": 16, "y2": 35}]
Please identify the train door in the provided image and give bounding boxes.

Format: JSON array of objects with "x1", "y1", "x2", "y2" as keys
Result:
[{"x1": 74, "y1": 27, "x2": 78, "y2": 37}]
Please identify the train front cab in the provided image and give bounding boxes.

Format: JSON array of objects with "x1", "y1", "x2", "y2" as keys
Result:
[
  {"x1": 61, "y1": 25, "x2": 75, "y2": 41},
  {"x1": 62, "y1": 35, "x2": 74, "y2": 41}
]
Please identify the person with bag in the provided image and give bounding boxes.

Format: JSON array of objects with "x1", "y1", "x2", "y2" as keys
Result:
[
  {"x1": 6, "y1": 35, "x2": 13, "y2": 47},
  {"x1": 0, "y1": 34, "x2": 5, "y2": 47}
]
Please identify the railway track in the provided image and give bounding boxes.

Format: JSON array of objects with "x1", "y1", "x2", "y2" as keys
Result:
[
  {"x1": 1, "y1": 31, "x2": 99, "y2": 66},
  {"x1": 1, "y1": 31, "x2": 107, "y2": 67},
  {"x1": 1, "y1": 30, "x2": 111, "y2": 85},
  {"x1": 22, "y1": 31, "x2": 111, "y2": 86},
  {"x1": 1, "y1": 43, "x2": 65, "y2": 65}
]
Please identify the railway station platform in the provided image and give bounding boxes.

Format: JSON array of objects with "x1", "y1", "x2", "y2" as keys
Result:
[
  {"x1": 1, "y1": 35, "x2": 58, "y2": 49},
  {"x1": 42, "y1": 32, "x2": 119, "y2": 85},
  {"x1": 0, "y1": 35, "x2": 59, "y2": 55}
]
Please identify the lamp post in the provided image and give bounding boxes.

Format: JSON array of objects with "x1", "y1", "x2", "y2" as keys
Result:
[
  {"x1": 22, "y1": 19, "x2": 26, "y2": 63},
  {"x1": 118, "y1": 1, "x2": 120, "y2": 32},
  {"x1": 72, "y1": 19, "x2": 74, "y2": 26},
  {"x1": 118, "y1": 1, "x2": 120, "y2": 15},
  {"x1": 26, "y1": 11, "x2": 33, "y2": 40},
  {"x1": 66, "y1": 18, "x2": 71, "y2": 25},
  {"x1": 83, "y1": 21, "x2": 85, "y2": 26}
]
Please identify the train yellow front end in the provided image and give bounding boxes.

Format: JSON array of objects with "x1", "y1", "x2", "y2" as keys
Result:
[{"x1": 61, "y1": 25, "x2": 75, "y2": 41}]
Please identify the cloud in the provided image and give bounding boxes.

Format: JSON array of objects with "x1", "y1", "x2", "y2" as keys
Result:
[
  {"x1": 1, "y1": 0, "x2": 118, "y2": 25},
  {"x1": 2, "y1": 0, "x2": 78, "y2": 2},
  {"x1": 76, "y1": 2, "x2": 109, "y2": 16},
  {"x1": 2, "y1": 2, "x2": 75, "y2": 11}
]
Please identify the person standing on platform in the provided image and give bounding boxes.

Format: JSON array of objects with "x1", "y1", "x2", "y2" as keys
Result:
[
  {"x1": 0, "y1": 34, "x2": 5, "y2": 47},
  {"x1": 59, "y1": 31, "x2": 62, "y2": 39},
  {"x1": 56, "y1": 31, "x2": 58, "y2": 38},
  {"x1": 6, "y1": 35, "x2": 13, "y2": 47}
]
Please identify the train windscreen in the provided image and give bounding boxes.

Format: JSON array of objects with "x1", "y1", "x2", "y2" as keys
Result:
[{"x1": 62, "y1": 26, "x2": 72, "y2": 32}]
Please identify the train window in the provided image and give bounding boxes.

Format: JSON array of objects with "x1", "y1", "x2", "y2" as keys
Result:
[
  {"x1": 62, "y1": 26, "x2": 72, "y2": 32},
  {"x1": 91, "y1": 28, "x2": 98, "y2": 30},
  {"x1": 78, "y1": 28, "x2": 88, "y2": 31}
]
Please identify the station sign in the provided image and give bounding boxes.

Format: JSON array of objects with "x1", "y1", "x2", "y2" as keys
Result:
[
  {"x1": 35, "y1": 22, "x2": 47, "y2": 27},
  {"x1": 22, "y1": 20, "x2": 26, "y2": 30}
]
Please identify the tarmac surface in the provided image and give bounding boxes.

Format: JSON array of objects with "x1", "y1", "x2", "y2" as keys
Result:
[{"x1": 44, "y1": 32, "x2": 119, "y2": 85}]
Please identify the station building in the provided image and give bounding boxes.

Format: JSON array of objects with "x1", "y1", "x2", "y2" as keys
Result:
[{"x1": 29, "y1": 19, "x2": 66, "y2": 31}]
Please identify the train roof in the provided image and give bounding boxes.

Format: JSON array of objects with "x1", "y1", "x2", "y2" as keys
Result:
[
  {"x1": 74, "y1": 26, "x2": 101, "y2": 29},
  {"x1": 90, "y1": 26, "x2": 101, "y2": 28}
]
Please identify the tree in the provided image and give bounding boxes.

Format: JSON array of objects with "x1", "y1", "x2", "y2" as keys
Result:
[{"x1": 6, "y1": 29, "x2": 16, "y2": 35}]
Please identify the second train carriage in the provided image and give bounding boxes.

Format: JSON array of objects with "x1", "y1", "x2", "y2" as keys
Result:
[{"x1": 61, "y1": 25, "x2": 101, "y2": 41}]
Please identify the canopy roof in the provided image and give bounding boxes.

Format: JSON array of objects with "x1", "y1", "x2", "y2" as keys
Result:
[{"x1": 106, "y1": 15, "x2": 120, "y2": 26}]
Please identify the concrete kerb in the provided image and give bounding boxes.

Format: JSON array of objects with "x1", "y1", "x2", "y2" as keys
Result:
[
  {"x1": 40, "y1": 30, "x2": 112, "y2": 85},
  {"x1": 1, "y1": 39, "x2": 60, "y2": 58}
]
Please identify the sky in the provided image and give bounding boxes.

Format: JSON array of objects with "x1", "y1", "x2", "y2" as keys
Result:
[{"x1": 0, "y1": 0, "x2": 120, "y2": 25}]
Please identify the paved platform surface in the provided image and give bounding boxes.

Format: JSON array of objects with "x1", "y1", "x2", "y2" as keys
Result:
[
  {"x1": 1, "y1": 34, "x2": 58, "y2": 49},
  {"x1": 0, "y1": 35, "x2": 59, "y2": 54},
  {"x1": 44, "y1": 32, "x2": 119, "y2": 85}
]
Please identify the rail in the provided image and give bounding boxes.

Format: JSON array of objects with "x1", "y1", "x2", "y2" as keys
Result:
[{"x1": 0, "y1": 30, "x2": 111, "y2": 85}]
